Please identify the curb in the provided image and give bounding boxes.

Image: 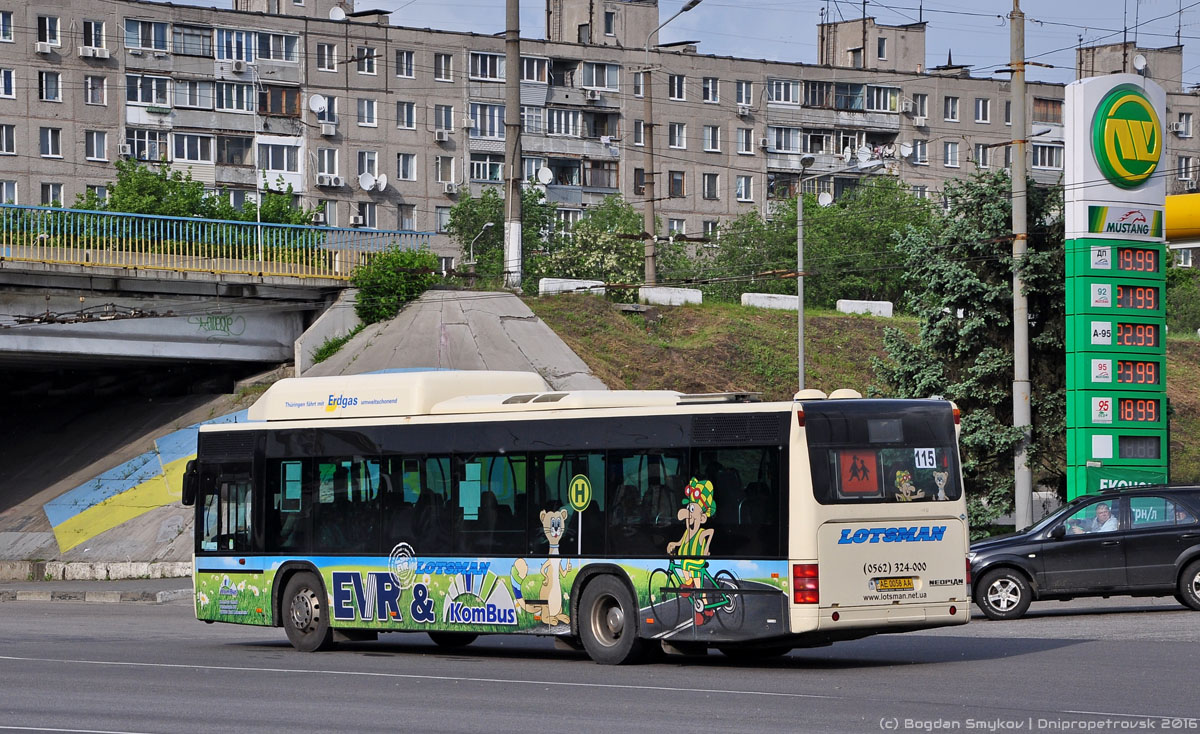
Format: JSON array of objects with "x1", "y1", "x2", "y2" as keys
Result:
[{"x1": 0, "y1": 588, "x2": 191, "y2": 604}]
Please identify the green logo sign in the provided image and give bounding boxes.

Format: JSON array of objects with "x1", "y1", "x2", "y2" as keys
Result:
[
  {"x1": 568, "y1": 474, "x2": 592, "y2": 512},
  {"x1": 1091, "y1": 84, "x2": 1161, "y2": 189}
]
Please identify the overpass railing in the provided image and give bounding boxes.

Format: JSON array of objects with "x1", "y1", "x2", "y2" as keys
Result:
[{"x1": 0, "y1": 204, "x2": 433, "y2": 281}]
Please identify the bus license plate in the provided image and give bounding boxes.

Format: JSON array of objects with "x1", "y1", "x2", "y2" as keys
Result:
[{"x1": 875, "y1": 577, "x2": 915, "y2": 591}]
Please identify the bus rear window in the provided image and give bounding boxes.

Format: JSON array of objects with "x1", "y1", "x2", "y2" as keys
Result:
[{"x1": 804, "y1": 401, "x2": 962, "y2": 504}]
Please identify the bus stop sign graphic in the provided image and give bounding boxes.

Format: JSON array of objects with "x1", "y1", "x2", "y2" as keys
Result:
[{"x1": 569, "y1": 475, "x2": 592, "y2": 512}]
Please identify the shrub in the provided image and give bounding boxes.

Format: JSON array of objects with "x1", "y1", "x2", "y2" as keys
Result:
[{"x1": 350, "y1": 246, "x2": 440, "y2": 324}]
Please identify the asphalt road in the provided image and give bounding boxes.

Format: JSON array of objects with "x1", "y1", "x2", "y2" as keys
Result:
[{"x1": 0, "y1": 597, "x2": 1198, "y2": 734}]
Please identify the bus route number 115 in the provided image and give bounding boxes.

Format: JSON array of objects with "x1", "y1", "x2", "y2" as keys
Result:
[{"x1": 914, "y1": 448, "x2": 936, "y2": 469}]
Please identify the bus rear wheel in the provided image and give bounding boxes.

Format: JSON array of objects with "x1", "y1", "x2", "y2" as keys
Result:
[
  {"x1": 282, "y1": 572, "x2": 334, "y2": 652},
  {"x1": 578, "y1": 575, "x2": 645, "y2": 665},
  {"x1": 428, "y1": 632, "x2": 478, "y2": 649}
]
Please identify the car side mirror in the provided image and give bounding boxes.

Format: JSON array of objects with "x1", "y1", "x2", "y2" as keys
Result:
[{"x1": 1049, "y1": 524, "x2": 1066, "y2": 540}]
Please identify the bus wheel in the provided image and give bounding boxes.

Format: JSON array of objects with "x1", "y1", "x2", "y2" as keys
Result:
[
  {"x1": 1177, "y1": 560, "x2": 1200, "y2": 611},
  {"x1": 976, "y1": 568, "x2": 1032, "y2": 620},
  {"x1": 579, "y1": 576, "x2": 645, "y2": 665},
  {"x1": 283, "y1": 572, "x2": 334, "y2": 652},
  {"x1": 428, "y1": 632, "x2": 478, "y2": 649}
]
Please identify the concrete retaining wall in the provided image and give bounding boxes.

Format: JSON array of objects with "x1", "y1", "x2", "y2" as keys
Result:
[
  {"x1": 639, "y1": 286, "x2": 702, "y2": 306},
  {"x1": 295, "y1": 289, "x2": 361, "y2": 376},
  {"x1": 836, "y1": 299, "x2": 894, "y2": 317},
  {"x1": 539, "y1": 278, "x2": 606, "y2": 296},
  {"x1": 0, "y1": 560, "x2": 191, "y2": 581},
  {"x1": 742, "y1": 293, "x2": 799, "y2": 311}
]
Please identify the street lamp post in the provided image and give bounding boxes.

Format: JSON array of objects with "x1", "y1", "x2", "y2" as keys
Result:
[
  {"x1": 466, "y1": 221, "x2": 495, "y2": 288},
  {"x1": 249, "y1": 62, "x2": 263, "y2": 270},
  {"x1": 796, "y1": 158, "x2": 884, "y2": 391}
]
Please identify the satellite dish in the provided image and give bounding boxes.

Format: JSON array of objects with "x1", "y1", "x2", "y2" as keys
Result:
[
  {"x1": 358, "y1": 172, "x2": 377, "y2": 191},
  {"x1": 817, "y1": 192, "x2": 834, "y2": 207},
  {"x1": 842, "y1": 147, "x2": 853, "y2": 163},
  {"x1": 375, "y1": 173, "x2": 388, "y2": 192},
  {"x1": 308, "y1": 94, "x2": 327, "y2": 114},
  {"x1": 536, "y1": 167, "x2": 554, "y2": 185},
  {"x1": 328, "y1": 6, "x2": 347, "y2": 21},
  {"x1": 856, "y1": 145, "x2": 872, "y2": 163},
  {"x1": 1133, "y1": 54, "x2": 1148, "y2": 71},
  {"x1": 899, "y1": 142, "x2": 913, "y2": 158}
]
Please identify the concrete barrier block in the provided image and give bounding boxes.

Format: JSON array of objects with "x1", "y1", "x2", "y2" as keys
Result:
[
  {"x1": 639, "y1": 287, "x2": 701, "y2": 306},
  {"x1": 0, "y1": 561, "x2": 34, "y2": 580},
  {"x1": 539, "y1": 278, "x2": 606, "y2": 296},
  {"x1": 63, "y1": 562, "x2": 107, "y2": 580},
  {"x1": 150, "y1": 562, "x2": 192, "y2": 579},
  {"x1": 741, "y1": 293, "x2": 799, "y2": 311},
  {"x1": 836, "y1": 299, "x2": 893, "y2": 318},
  {"x1": 106, "y1": 562, "x2": 134, "y2": 579},
  {"x1": 44, "y1": 562, "x2": 67, "y2": 580}
]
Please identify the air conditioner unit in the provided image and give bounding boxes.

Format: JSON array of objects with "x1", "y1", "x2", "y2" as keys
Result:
[
  {"x1": 35, "y1": 42, "x2": 52, "y2": 55},
  {"x1": 349, "y1": 215, "x2": 364, "y2": 226},
  {"x1": 442, "y1": 182, "x2": 458, "y2": 195},
  {"x1": 320, "y1": 123, "x2": 337, "y2": 137},
  {"x1": 1188, "y1": 179, "x2": 1198, "y2": 191},
  {"x1": 153, "y1": 51, "x2": 168, "y2": 58},
  {"x1": 737, "y1": 104, "x2": 751, "y2": 117},
  {"x1": 901, "y1": 98, "x2": 914, "y2": 114},
  {"x1": 93, "y1": 47, "x2": 110, "y2": 59},
  {"x1": 758, "y1": 137, "x2": 769, "y2": 149},
  {"x1": 913, "y1": 116, "x2": 928, "y2": 128},
  {"x1": 118, "y1": 143, "x2": 132, "y2": 157},
  {"x1": 584, "y1": 89, "x2": 601, "y2": 102},
  {"x1": 129, "y1": 49, "x2": 143, "y2": 56},
  {"x1": 316, "y1": 174, "x2": 334, "y2": 187},
  {"x1": 232, "y1": 59, "x2": 247, "y2": 74},
  {"x1": 330, "y1": 175, "x2": 344, "y2": 188},
  {"x1": 311, "y1": 212, "x2": 325, "y2": 224},
  {"x1": 1169, "y1": 121, "x2": 1188, "y2": 133},
  {"x1": 78, "y1": 46, "x2": 96, "y2": 58},
  {"x1": 434, "y1": 129, "x2": 450, "y2": 142}
]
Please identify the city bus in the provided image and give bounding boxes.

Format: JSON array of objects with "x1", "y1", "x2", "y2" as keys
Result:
[{"x1": 182, "y1": 370, "x2": 970, "y2": 664}]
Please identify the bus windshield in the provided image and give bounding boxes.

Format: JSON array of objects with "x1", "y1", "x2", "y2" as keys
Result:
[{"x1": 804, "y1": 400, "x2": 962, "y2": 504}]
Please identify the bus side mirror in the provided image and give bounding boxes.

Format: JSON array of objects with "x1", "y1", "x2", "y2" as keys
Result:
[
  {"x1": 1049, "y1": 524, "x2": 1066, "y2": 540},
  {"x1": 181, "y1": 460, "x2": 198, "y2": 507}
]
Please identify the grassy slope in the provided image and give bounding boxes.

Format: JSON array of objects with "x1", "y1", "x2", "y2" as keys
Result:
[{"x1": 526, "y1": 294, "x2": 1200, "y2": 483}]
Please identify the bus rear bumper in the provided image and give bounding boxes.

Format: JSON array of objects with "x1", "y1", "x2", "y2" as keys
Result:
[{"x1": 791, "y1": 601, "x2": 970, "y2": 636}]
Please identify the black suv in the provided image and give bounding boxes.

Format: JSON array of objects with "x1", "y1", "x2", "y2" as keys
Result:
[{"x1": 970, "y1": 485, "x2": 1200, "y2": 619}]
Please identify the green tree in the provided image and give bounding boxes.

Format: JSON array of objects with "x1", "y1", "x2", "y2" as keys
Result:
[
  {"x1": 445, "y1": 187, "x2": 558, "y2": 288},
  {"x1": 350, "y1": 246, "x2": 441, "y2": 323},
  {"x1": 1166, "y1": 264, "x2": 1200, "y2": 335},
  {"x1": 872, "y1": 171, "x2": 1065, "y2": 532}
]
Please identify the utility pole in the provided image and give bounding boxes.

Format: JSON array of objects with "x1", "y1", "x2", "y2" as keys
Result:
[
  {"x1": 503, "y1": 0, "x2": 523, "y2": 290},
  {"x1": 642, "y1": 66, "x2": 658, "y2": 285},
  {"x1": 1011, "y1": 0, "x2": 1033, "y2": 530}
]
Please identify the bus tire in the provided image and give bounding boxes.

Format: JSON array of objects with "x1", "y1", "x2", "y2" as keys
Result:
[
  {"x1": 428, "y1": 632, "x2": 478, "y2": 649},
  {"x1": 975, "y1": 568, "x2": 1032, "y2": 620},
  {"x1": 578, "y1": 575, "x2": 645, "y2": 665},
  {"x1": 1177, "y1": 560, "x2": 1200, "y2": 611},
  {"x1": 282, "y1": 572, "x2": 334, "y2": 652}
]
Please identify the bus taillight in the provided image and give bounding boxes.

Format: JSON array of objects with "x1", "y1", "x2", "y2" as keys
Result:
[
  {"x1": 796, "y1": 410, "x2": 805, "y2": 427},
  {"x1": 965, "y1": 558, "x2": 971, "y2": 588},
  {"x1": 793, "y1": 563, "x2": 819, "y2": 604},
  {"x1": 953, "y1": 407, "x2": 961, "y2": 424}
]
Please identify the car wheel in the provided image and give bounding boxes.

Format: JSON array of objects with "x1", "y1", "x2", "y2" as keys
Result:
[
  {"x1": 976, "y1": 568, "x2": 1032, "y2": 620},
  {"x1": 1177, "y1": 560, "x2": 1200, "y2": 611}
]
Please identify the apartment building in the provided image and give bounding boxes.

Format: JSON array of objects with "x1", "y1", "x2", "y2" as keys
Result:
[{"x1": 0, "y1": 0, "x2": 1195, "y2": 264}]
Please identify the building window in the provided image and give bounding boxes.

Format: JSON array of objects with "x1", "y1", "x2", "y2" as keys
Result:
[
  {"x1": 975, "y1": 97, "x2": 990, "y2": 123},
  {"x1": 974, "y1": 143, "x2": 990, "y2": 169},
  {"x1": 865, "y1": 86, "x2": 898, "y2": 112},
  {"x1": 1005, "y1": 100, "x2": 1012, "y2": 125},
  {"x1": 848, "y1": 47, "x2": 863, "y2": 68},
  {"x1": 912, "y1": 185, "x2": 927, "y2": 199},
  {"x1": 316, "y1": 43, "x2": 336, "y2": 71},
  {"x1": 173, "y1": 133, "x2": 214, "y2": 163},
  {"x1": 943, "y1": 141, "x2": 960, "y2": 168},
  {"x1": 547, "y1": 108, "x2": 580, "y2": 137},
  {"x1": 436, "y1": 206, "x2": 451, "y2": 232},
  {"x1": 1032, "y1": 98, "x2": 1063, "y2": 125},
  {"x1": 85, "y1": 130, "x2": 107, "y2": 161},
  {"x1": 583, "y1": 62, "x2": 619, "y2": 90},
  {"x1": 913, "y1": 139, "x2": 928, "y2": 165},
  {"x1": 126, "y1": 74, "x2": 169, "y2": 106},
  {"x1": 217, "y1": 136, "x2": 253, "y2": 166},
  {"x1": 0, "y1": 180, "x2": 15, "y2": 204},
  {"x1": 173, "y1": 26, "x2": 212, "y2": 57},
  {"x1": 174, "y1": 80, "x2": 214, "y2": 109},
  {"x1": 87, "y1": 185, "x2": 108, "y2": 205},
  {"x1": 669, "y1": 170, "x2": 685, "y2": 197},
  {"x1": 38, "y1": 16, "x2": 61, "y2": 46},
  {"x1": 1004, "y1": 144, "x2": 1013, "y2": 169},
  {"x1": 259, "y1": 144, "x2": 299, "y2": 172},
  {"x1": 1032, "y1": 143, "x2": 1063, "y2": 169},
  {"x1": 471, "y1": 153, "x2": 504, "y2": 182},
  {"x1": 356, "y1": 46, "x2": 376, "y2": 74},
  {"x1": 38, "y1": 71, "x2": 61, "y2": 102},
  {"x1": 315, "y1": 96, "x2": 338, "y2": 124},
  {"x1": 521, "y1": 106, "x2": 544, "y2": 134},
  {"x1": 633, "y1": 119, "x2": 644, "y2": 146},
  {"x1": 770, "y1": 126, "x2": 800, "y2": 153},
  {"x1": 1177, "y1": 248, "x2": 1194, "y2": 267},
  {"x1": 470, "y1": 103, "x2": 505, "y2": 139},
  {"x1": 41, "y1": 182, "x2": 63, "y2": 206},
  {"x1": 911, "y1": 93, "x2": 928, "y2": 117},
  {"x1": 216, "y1": 82, "x2": 254, "y2": 112},
  {"x1": 522, "y1": 156, "x2": 545, "y2": 182},
  {"x1": 668, "y1": 74, "x2": 685, "y2": 100},
  {"x1": 633, "y1": 71, "x2": 643, "y2": 97},
  {"x1": 257, "y1": 33, "x2": 298, "y2": 62},
  {"x1": 668, "y1": 122, "x2": 686, "y2": 149},
  {"x1": 604, "y1": 11, "x2": 616, "y2": 36},
  {"x1": 258, "y1": 85, "x2": 300, "y2": 116},
  {"x1": 434, "y1": 53, "x2": 453, "y2": 82},
  {"x1": 398, "y1": 153, "x2": 416, "y2": 180},
  {"x1": 470, "y1": 52, "x2": 505, "y2": 81},
  {"x1": 83, "y1": 20, "x2": 106, "y2": 49},
  {"x1": 944, "y1": 96, "x2": 959, "y2": 122},
  {"x1": 736, "y1": 175, "x2": 753, "y2": 202},
  {"x1": 127, "y1": 129, "x2": 167, "y2": 161},
  {"x1": 736, "y1": 80, "x2": 753, "y2": 105},
  {"x1": 702, "y1": 77, "x2": 719, "y2": 103},
  {"x1": 435, "y1": 156, "x2": 455, "y2": 183},
  {"x1": 0, "y1": 124, "x2": 14, "y2": 155},
  {"x1": 357, "y1": 201, "x2": 377, "y2": 229},
  {"x1": 316, "y1": 200, "x2": 335, "y2": 227},
  {"x1": 39, "y1": 127, "x2": 61, "y2": 157},
  {"x1": 357, "y1": 150, "x2": 377, "y2": 176},
  {"x1": 702, "y1": 220, "x2": 718, "y2": 240},
  {"x1": 316, "y1": 147, "x2": 337, "y2": 175},
  {"x1": 767, "y1": 78, "x2": 799, "y2": 104},
  {"x1": 398, "y1": 204, "x2": 415, "y2": 230},
  {"x1": 434, "y1": 105, "x2": 453, "y2": 130},
  {"x1": 357, "y1": 98, "x2": 377, "y2": 126},
  {"x1": 668, "y1": 218, "x2": 685, "y2": 235},
  {"x1": 126, "y1": 19, "x2": 170, "y2": 51},
  {"x1": 395, "y1": 50, "x2": 414, "y2": 78},
  {"x1": 521, "y1": 57, "x2": 548, "y2": 83},
  {"x1": 1178, "y1": 156, "x2": 1195, "y2": 181},
  {"x1": 0, "y1": 69, "x2": 12, "y2": 98},
  {"x1": 877, "y1": 36, "x2": 887, "y2": 60},
  {"x1": 633, "y1": 167, "x2": 646, "y2": 195},
  {"x1": 703, "y1": 125, "x2": 720, "y2": 152},
  {"x1": 0, "y1": 12, "x2": 11, "y2": 43},
  {"x1": 737, "y1": 128, "x2": 754, "y2": 155},
  {"x1": 1179, "y1": 112, "x2": 1193, "y2": 138},
  {"x1": 702, "y1": 172, "x2": 719, "y2": 200},
  {"x1": 215, "y1": 29, "x2": 251, "y2": 60},
  {"x1": 394, "y1": 101, "x2": 415, "y2": 129}
]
